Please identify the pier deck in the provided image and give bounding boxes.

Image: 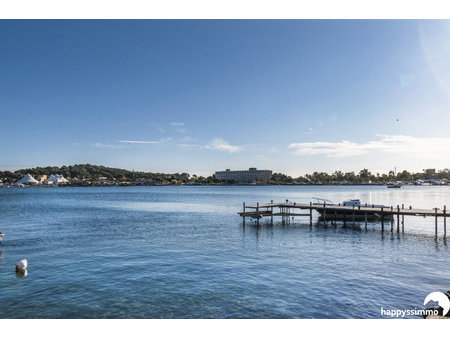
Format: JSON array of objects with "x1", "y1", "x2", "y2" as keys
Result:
[{"x1": 239, "y1": 201, "x2": 449, "y2": 237}]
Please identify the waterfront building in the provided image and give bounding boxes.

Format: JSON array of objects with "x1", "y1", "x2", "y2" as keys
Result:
[{"x1": 215, "y1": 168, "x2": 272, "y2": 184}]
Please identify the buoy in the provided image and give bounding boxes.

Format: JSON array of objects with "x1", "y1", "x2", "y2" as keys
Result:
[{"x1": 16, "y1": 259, "x2": 27, "y2": 272}]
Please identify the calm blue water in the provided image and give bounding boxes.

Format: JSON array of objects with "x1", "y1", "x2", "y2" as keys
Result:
[{"x1": 0, "y1": 185, "x2": 449, "y2": 318}]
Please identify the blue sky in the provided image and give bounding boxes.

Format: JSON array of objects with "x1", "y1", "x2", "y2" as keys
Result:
[{"x1": 1, "y1": 20, "x2": 449, "y2": 176}]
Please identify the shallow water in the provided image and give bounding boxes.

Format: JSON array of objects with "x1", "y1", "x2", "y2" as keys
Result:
[{"x1": 0, "y1": 185, "x2": 449, "y2": 318}]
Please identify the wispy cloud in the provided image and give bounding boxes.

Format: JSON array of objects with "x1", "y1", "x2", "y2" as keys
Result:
[
  {"x1": 94, "y1": 142, "x2": 124, "y2": 149},
  {"x1": 118, "y1": 140, "x2": 159, "y2": 144},
  {"x1": 205, "y1": 138, "x2": 241, "y2": 153},
  {"x1": 170, "y1": 122, "x2": 184, "y2": 126},
  {"x1": 289, "y1": 134, "x2": 450, "y2": 158},
  {"x1": 177, "y1": 143, "x2": 202, "y2": 148},
  {"x1": 157, "y1": 127, "x2": 166, "y2": 133}
]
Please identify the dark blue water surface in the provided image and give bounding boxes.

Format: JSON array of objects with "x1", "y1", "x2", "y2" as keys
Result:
[{"x1": 0, "y1": 185, "x2": 449, "y2": 318}]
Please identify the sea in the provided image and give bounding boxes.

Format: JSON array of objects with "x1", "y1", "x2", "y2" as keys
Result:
[{"x1": 0, "y1": 185, "x2": 449, "y2": 318}]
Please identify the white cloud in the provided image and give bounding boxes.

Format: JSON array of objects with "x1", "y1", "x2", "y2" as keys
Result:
[
  {"x1": 170, "y1": 122, "x2": 184, "y2": 126},
  {"x1": 288, "y1": 134, "x2": 450, "y2": 158},
  {"x1": 177, "y1": 143, "x2": 201, "y2": 148},
  {"x1": 205, "y1": 138, "x2": 241, "y2": 153},
  {"x1": 94, "y1": 142, "x2": 124, "y2": 149},
  {"x1": 118, "y1": 140, "x2": 159, "y2": 144}
]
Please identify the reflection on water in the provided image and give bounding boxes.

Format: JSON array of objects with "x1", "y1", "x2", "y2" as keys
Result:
[
  {"x1": 0, "y1": 185, "x2": 448, "y2": 318},
  {"x1": 15, "y1": 269, "x2": 28, "y2": 278}
]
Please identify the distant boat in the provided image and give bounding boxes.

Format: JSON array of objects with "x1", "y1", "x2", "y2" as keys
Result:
[
  {"x1": 387, "y1": 182, "x2": 402, "y2": 188},
  {"x1": 0, "y1": 232, "x2": 4, "y2": 242},
  {"x1": 315, "y1": 199, "x2": 392, "y2": 221}
]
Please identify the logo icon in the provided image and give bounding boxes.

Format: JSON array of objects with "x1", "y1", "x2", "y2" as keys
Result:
[{"x1": 424, "y1": 292, "x2": 450, "y2": 316}]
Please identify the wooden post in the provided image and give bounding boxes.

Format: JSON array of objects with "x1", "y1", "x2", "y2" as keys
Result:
[
  {"x1": 243, "y1": 202, "x2": 246, "y2": 226},
  {"x1": 334, "y1": 211, "x2": 337, "y2": 226},
  {"x1": 402, "y1": 215, "x2": 404, "y2": 232},
  {"x1": 397, "y1": 205, "x2": 400, "y2": 232},
  {"x1": 256, "y1": 202, "x2": 260, "y2": 226},
  {"x1": 444, "y1": 205, "x2": 447, "y2": 237},
  {"x1": 435, "y1": 208, "x2": 438, "y2": 237},
  {"x1": 270, "y1": 200, "x2": 273, "y2": 225},
  {"x1": 364, "y1": 212, "x2": 367, "y2": 229},
  {"x1": 343, "y1": 212, "x2": 347, "y2": 226},
  {"x1": 352, "y1": 212, "x2": 355, "y2": 225},
  {"x1": 381, "y1": 207, "x2": 384, "y2": 232},
  {"x1": 309, "y1": 202, "x2": 312, "y2": 227}
]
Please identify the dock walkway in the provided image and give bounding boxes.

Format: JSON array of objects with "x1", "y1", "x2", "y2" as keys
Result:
[{"x1": 239, "y1": 201, "x2": 448, "y2": 237}]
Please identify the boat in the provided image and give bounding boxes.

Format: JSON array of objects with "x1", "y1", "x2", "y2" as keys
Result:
[
  {"x1": 312, "y1": 197, "x2": 337, "y2": 206},
  {"x1": 0, "y1": 232, "x2": 4, "y2": 242},
  {"x1": 315, "y1": 199, "x2": 393, "y2": 221},
  {"x1": 387, "y1": 182, "x2": 402, "y2": 188}
]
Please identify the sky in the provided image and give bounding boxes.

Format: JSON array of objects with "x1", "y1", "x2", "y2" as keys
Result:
[{"x1": 1, "y1": 20, "x2": 450, "y2": 176}]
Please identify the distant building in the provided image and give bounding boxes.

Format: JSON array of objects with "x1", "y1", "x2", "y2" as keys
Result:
[{"x1": 215, "y1": 168, "x2": 272, "y2": 184}]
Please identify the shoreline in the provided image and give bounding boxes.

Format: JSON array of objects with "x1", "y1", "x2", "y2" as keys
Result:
[{"x1": 1, "y1": 183, "x2": 449, "y2": 188}]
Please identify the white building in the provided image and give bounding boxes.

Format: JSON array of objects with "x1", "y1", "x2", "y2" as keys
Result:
[{"x1": 215, "y1": 168, "x2": 272, "y2": 184}]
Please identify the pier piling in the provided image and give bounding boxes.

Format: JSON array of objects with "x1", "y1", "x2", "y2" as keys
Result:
[
  {"x1": 435, "y1": 208, "x2": 438, "y2": 237},
  {"x1": 444, "y1": 205, "x2": 447, "y2": 237},
  {"x1": 309, "y1": 202, "x2": 312, "y2": 227},
  {"x1": 270, "y1": 200, "x2": 273, "y2": 225},
  {"x1": 256, "y1": 202, "x2": 260, "y2": 226}
]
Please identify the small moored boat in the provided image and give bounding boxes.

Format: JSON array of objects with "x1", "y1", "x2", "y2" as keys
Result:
[{"x1": 315, "y1": 199, "x2": 392, "y2": 221}]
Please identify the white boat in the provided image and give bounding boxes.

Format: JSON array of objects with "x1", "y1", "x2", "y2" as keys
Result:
[{"x1": 315, "y1": 199, "x2": 392, "y2": 221}]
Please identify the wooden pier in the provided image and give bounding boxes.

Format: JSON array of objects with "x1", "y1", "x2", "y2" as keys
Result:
[{"x1": 239, "y1": 200, "x2": 448, "y2": 237}]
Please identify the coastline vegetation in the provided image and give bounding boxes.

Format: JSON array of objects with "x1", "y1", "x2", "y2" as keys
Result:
[{"x1": 0, "y1": 164, "x2": 449, "y2": 186}]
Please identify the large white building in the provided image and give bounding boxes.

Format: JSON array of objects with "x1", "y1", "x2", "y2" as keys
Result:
[{"x1": 215, "y1": 168, "x2": 272, "y2": 184}]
